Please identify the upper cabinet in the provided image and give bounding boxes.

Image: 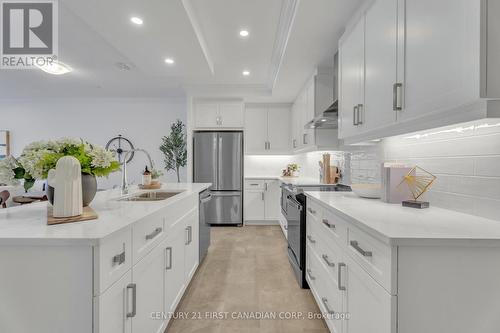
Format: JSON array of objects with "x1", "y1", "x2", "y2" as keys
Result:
[
  {"x1": 339, "y1": 0, "x2": 500, "y2": 144},
  {"x1": 193, "y1": 100, "x2": 244, "y2": 129},
  {"x1": 244, "y1": 105, "x2": 291, "y2": 154}
]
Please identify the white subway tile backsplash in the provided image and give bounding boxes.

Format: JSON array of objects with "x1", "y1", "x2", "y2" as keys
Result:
[{"x1": 474, "y1": 156, "x2": 500, "y2": 177}]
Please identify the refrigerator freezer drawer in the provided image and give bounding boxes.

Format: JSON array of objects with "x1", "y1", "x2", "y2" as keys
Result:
[{"x1": 204, "y1": 191, "x2": 242, "y2": 225}]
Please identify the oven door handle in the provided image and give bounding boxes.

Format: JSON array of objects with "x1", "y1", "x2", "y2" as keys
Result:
[{"x1": 286, "y1": 198, "x2": 302, "y2": 211}]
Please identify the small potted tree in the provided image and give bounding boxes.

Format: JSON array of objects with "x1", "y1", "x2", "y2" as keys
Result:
[{"x1": 159, "y1": 120, "x2": 187, "y2": 183}]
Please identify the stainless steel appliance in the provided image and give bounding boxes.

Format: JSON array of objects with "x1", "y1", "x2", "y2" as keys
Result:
[
  {"x1": 199, "y1": 190, "x2": 212, "y2": 261},
  {"x1": 281, "y1": 183, "x2": 351, "y2": 288},
  {"x1": 193, "y1": 131, "x2": 243, "y2": 225}
]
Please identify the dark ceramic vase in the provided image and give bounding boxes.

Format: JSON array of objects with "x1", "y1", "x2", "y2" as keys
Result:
[{"x1": 46, "y1": 173, "x2": 97, "y2": 207}]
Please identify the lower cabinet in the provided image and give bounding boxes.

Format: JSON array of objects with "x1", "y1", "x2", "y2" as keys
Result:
[
  {"x1": 244, "y1": 179, "x2": 281, "y2": 223},
  {"x1": 97, "y1": 207, "x2": 200, "y2": 333}
]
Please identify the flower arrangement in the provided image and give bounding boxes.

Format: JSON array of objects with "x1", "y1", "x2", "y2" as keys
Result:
[{"x1": 0, "y1": 138, "x2": 120, "y2": 191}]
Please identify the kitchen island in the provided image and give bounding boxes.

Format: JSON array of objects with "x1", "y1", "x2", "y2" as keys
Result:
[{"x1": 0, "y1": 183, "x2": 210, "y2": 333}]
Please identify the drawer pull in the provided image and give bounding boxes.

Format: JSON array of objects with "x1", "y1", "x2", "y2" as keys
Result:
[
  {"x1": 338, "y1": 263, "x2": 346, "y2": 291},
  {"x1": 126, "y1": 283, "x2": 137, "y2": 318},
  {"x1": 321, "y1": 254, "x2": 335, "y2": 267},
  {"x1": 306, "y1": 269, "x2": 316, "y2": 280},
  {"x1": 307, "y1": 207, "x2": 316, "y2": 214},
  {"x1": 145, "y1": 227, "x2": 162, "y2": 240},
  {"x1": 307, "y1": 235, "x2": 316, "y2": 244},
  {"x1": 321, "y1": 297, "x2": 335, "y2": 315},
  {"x1": 112, "y1": 251, "x2": 125, "y2": 265},
  {"x1": 350, "y1": 240, "x2": 373, "y2": 257},
  {"x1": 250, "y1": 183, "x2": 259, "y2": 186},
  {"x1": 165, "y1": 247, "x2": 172, "y2": 270},
  {"x1": 322, "y1": 219, "x2": 335, "y2": 229}
]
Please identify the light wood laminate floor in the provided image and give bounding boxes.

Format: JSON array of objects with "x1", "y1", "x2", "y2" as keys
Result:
[{"x1": 166, "y1": 225, "x2": 329, "y2": 333}]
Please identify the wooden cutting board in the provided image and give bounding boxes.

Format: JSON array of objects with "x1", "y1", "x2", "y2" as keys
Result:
[{"x1": 47, "y1": 206, "x2": 98, "y2": 225}]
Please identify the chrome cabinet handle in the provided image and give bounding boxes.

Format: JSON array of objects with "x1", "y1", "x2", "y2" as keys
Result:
[
  {"x1": 188, "y1": 226, "x2": 192, "y2": 244},
  {"x1": 112, "y1": 251, "x2": 125, "y2": 266},
  {"x1": 307, "y1": 235, "x2": 316, "y2": 244},
  {"x1": 126, "y1": 283, "x2": 137, "y2": 318},
  {"x1": 307, "y1": 207, "x2": 316, "y2": 214},
  {"x1": 338, "y1": 263, "x2": 346, "y2": 291},
  {"x1": 306, "y1": 269, "x2": 316, "y2": 280},
  {"x1": 267, "y1": 141, "x2": 271, "y2": 150},
  {"x1": 145, "y1": 227, "x2": 162, "y2": 240},
  {"x1": 165, "y1": 247, "x2": 172, "y2": 270},
  {"x1": 357, "y1": 104, "x2": 364, "y2": 125},
  {"x1": 321, "y1": 297, "x2": 335, "y2": 315},
  {"x1": 393, "y1": 83, "x2": 403, "y2": 111},
  {"x1": 303, "y1": 133, "x2": 308, "y2": 145},
  {"x1": 353, "y1": 106, "x2": 358, "y2": 126},
  {"x1": 265, "y1": 183, "x2": 268, "y2": 191},
  {"x1": 322, "y1": 254, "x2": 335, "y2": 267},
  {"x1": 261, "y1": 192, "x2": 265, "y2": 201},
  {"x1": 350, "y1": 240, "x2": 373, "y2": 257},
  {"x1": 322, "y1": 219, "x2": 335, "y2": 229},
  {"x1": 293, "y1": 139, "x2": 297, "y2": 148},
  {"x1": 185, "y1": 227, "x2": 190, "y2": 245}
]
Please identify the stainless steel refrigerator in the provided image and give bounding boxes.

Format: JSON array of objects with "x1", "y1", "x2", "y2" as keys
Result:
[{"x1": 193, "y1": 131, "x2": 243, "y2": 225}]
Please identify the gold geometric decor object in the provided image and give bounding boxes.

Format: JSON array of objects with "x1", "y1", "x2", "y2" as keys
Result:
[{"x1": 398, "y1": 166, "x2": 437, "y2": 209}]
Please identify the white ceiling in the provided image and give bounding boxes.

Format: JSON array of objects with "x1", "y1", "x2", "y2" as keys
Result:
[{"x1": 0, "y1": 0, "x2": 362, "y2": 102}]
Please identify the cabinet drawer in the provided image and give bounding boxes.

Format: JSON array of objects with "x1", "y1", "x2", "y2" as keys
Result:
[
  {"x1": 320, "y1": 209, "x2": 348, "y2": 247},
  {"x1": 347, "y1": 225, "x2": 396, "y2": 294},
  {"x1": 133, "y1": 213, "x2": 166, "y2": 264},
  {"x1": 306, "y1": 199, "x2": 322, "y2": 221},
  {"x1": 95, "y1": 226, "x2": 132, "y2": 295},
  {"x1": 244, "y1": 179, "x2": 265, "y2": 190}
]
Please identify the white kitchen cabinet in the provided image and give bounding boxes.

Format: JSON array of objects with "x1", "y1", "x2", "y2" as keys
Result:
[
  {"x1": 363, "y1": 0, "x2": 398, "y2": 133},
  {"x1": 339, "y1": 16, "x2": 365, "y2": 139},
  {"x1": 244, "y1": 179, "x2": 281, "y2": 223},
  {"x1": 244, "y1": 106, "x2": 268, "y2": 153},
  {"x1": 132, "y1": 244, "x2": 165, "y2": 333},
  {"x1": 267, "y1": 107, "x2": 291, "y2": 153},
  {"x1": 244, "y1": 190, "x2": 265, "y2": 221},
  {"x1": 163, "y1": 226, "x2": 186, "y2": 315},
  {"x1": 342, "y1": 255, "x2": 396, "y2": 333},
  {"x1": 184, "y1": 209, "x2": 199, "y2": 281},
  {"x1": 97, "y1": 271, "x2": 133, "y2": 333},
  {"x1": 244, "y1": 105, "x2": 290, "y2": 154},
  {"x1": 338, "y1": 0, "x2": 500, "y2": 144},
  {"x1": 194, "y1": 100, "x2": 244, "y2": 129},
  {"x1": 264, "y1": 180, "x2": 281, "y2": 221}
]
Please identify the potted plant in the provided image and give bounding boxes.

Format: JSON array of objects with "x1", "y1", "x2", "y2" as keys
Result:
[
  {"x1": 159, "y1": 120, "x2": 187, "y2": 183},
  {"x1": 150, "y1": 169, "x2": 164, "y2": 186},
  {"x1": 0, "y1": 138, "x2": 120, "y2": 205}
]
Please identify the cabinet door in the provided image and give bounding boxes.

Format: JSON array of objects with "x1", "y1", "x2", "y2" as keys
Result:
[
  {"x1": 339, "y1": 17, "x2": 365, "y2": 139},
  {"x1": 364, "y1": 0, "x2": 398, "y2": 132},
  {"x1": 303, "y1": 81, "x2": 316, "y2": 147},
  {"x1": 267, "y1": 107, "x2": 290, "y2": 153},
  {"x1": 163, "y1": 228, "x2": 186, "y2": 314},
  {"x1": 184, "y1": 209, "x2": 199, "y2": 281},
  {"x1": 398, "y1": 0, "x2": 480, "y2": 122},
  {"x1": 98, "y1": 271, "x2": 132, "y2": 333},
  {"x1": 219, "y1": 103, "x2": 244, "y2": 128},
  {"x1": 264, "y1": 180, "x2": 281, "y2": 220},
  {"x1": 342, "y1": 257, "x2": 395, "y2": 333},
  {"x1": 244, "y1": 106, "x2": 268, "y2": 153},
  {"x1": 132, "y1": 245, "x2": 165, "y2": 333},
  {"x1": 243, "y1": 191, "x2": 265, "y2": 221},
  {"x1": 296, "y1": 90, "x2": 307, "y2": 149},
  {"x1": 291, "y1": 102, "x2": 299, "y2": 150},
  {"x1": 194, "y1": 103, "x2": 219, "y2": 128}
]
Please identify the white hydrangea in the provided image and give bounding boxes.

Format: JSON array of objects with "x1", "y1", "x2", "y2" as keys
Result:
[
  {"x1": 86, "y1": 144, "x2": 116, "y2": 168},
  {"x1": 17, "y1": 148, "x2": 49, "y2": 179},
  {"x1": 0, "y1": 156, "x2": 20, "y2": 185},
  {"x1": 55, "y1": 138, "x2": 82, "y2": 149}
]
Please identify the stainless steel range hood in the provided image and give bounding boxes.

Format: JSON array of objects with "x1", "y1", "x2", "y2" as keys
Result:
[{"x1": 305, "y1": 100, "x2": 338, "y2": 129}]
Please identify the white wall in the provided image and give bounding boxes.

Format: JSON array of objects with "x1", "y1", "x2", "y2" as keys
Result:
[{"x1": 1, "y1": 98, "x2": 187, "y2": 189}]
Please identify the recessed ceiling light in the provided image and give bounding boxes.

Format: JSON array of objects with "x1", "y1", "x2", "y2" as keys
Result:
[
  {"x1": 164, "y1": 58, "x2": 175, "y2": 65},
  {"x1": 36, "y1": 61, "x2": 72, "y2": 75},
  {"x1": 239, "y1": 30, "x2": 249, "y2": 37},
  {"x1": 130, "y1": 17, "x2": 143, "y2": 25},
  {"x1": 242, "y1": 70, "x2": 250, "y2": 76}
]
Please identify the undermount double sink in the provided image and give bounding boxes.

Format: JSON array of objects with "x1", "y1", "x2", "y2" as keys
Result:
[{"x1": 118, "y1": 191, "x2": 184, "y2": 202}]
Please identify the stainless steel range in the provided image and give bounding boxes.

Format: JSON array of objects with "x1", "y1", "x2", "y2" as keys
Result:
[{"x1": 281, "y1": 183, "x2": 351, "y2": 288}]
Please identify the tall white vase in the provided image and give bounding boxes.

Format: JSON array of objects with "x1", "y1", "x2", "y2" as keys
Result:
[{"x1": 52, "y1": 156, "x2": 83, "y2": 217}]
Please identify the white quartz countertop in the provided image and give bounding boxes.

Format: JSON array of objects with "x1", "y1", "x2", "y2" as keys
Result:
[
  {"x1": 0, "y1": 183, "x2": 211, "y2": 246},
  {"x1": 305, "y1": 191, "x2": 500, "y2": 246},
  {"x1": 245, "y1": 176, "x2": 339, "y2": 187}
]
